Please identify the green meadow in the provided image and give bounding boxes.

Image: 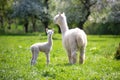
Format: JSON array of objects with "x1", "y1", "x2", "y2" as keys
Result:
[{"x1": 0, "y1": 34, "x2": 120, "y2": 80}]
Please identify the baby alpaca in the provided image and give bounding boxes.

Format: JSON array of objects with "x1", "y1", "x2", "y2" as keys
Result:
[
  {"x1": 54, "y1": 12, "x2": 87, "y2": 64},
  {"x1": 30, "y1": 29, "x2": 54, "y2": 65}
]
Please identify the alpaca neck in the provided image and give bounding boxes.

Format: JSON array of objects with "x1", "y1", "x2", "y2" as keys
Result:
[
  {"x1": 59, "y1": 20, "x2": 69, "y2": 35},
  {"x1": 48, "y1": 35, "x2": 52, "y2": 45}
]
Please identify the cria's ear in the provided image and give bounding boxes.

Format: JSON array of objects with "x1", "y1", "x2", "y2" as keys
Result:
[
  {"x1": 52, "y1": 29, "x2": 54, "y2": 32},
  {"x1": 46, "y1": 28, "x2": 48, "y2": 32}
]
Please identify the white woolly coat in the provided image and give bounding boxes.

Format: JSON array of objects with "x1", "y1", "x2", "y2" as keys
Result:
[
  {"x1": 63, "y1": 28, "x2": 87, "y2": 52},
  {"x1": 31, "y1": 42, "x2": 52, "y2": 53}
]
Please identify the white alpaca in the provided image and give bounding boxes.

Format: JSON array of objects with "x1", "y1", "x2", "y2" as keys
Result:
[
  {"x1": 54, "y1": 12, "x2": 87, "y2": 64},
  {"x1": 30, "y1": 29, "x2": 54, "y2": 65}
]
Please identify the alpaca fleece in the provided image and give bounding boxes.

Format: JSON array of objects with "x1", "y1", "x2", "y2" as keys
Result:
[
  {"x1": 54, "y1": 12, "x2": 87, "y2": 64},
  {"x1": 30, "y1": 29, "x2": 54, "y2": 65}
]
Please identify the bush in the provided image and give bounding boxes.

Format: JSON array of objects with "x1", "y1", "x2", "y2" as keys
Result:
[{"x1": 114, "y1": 43, "x2": 120, "y2": 60}]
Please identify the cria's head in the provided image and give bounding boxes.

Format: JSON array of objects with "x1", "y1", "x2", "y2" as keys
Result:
[
  {"x1": 46, "y1": 28, "x2": 54, "y2": 35},
  {"x1": 53, "y1": 12, "x2": 66, "y2": 25}
]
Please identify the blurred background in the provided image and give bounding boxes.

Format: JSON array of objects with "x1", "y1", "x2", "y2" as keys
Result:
[{"x1": 0, "y1": 0, "x2": 120, "y2": 35}]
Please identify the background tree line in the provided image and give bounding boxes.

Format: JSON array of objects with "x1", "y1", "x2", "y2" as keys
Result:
[{"x1": 0, "y1": 0, "x2": 120, "y2": 35}]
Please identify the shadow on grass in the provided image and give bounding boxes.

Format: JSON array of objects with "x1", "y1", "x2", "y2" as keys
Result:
[
  {"x1": 55, "y1": 63, "x2": 79, "y2": 67},
  {"x1": 0, "y1": 33, "x2": 62, "y2": 41},
  {"x1": 53, "y1": 37, "x2": 61, "y2": 40},
  {"x1": 89, "y1": 39, "x2": 106, "y2": 42},
  {"x1": 99, "y1": 35, "x2": 120, "y2": 38},
  {"x1": 0, "y1": 33, "x2": 38, "y2": 36},
  {"x1": 0, "y1": 32, "x2": 47, "y2": 36}
]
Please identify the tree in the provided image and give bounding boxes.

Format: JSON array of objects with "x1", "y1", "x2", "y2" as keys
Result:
[
  {"x1": 12, "y1": 0, "x2": 49, "y2": 33},
  {"x1": 49, "y1": 0, "x2": 96, "y2": 31},
  {"x1": 84, "y1": 0, "x2": 120, "y2": 35},
  {"x1": 0, "y1": 0, "x2": 13, "y2": 32},
  {"x1": 41, "y1": 0, "x2": 50, "y2": 33},
  {"x1": 78, "y1": 0, "x2": 96, "y2": 29},
  {"x1": 0, "y1": 0, "x2": 7, "y2": 29}
]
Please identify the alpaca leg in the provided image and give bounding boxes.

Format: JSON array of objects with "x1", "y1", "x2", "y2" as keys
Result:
[
  {"x1": 70, "y1": 43, "x2": 77, "y2": 64},
  {"x1": 31, "y1": 49, "x2": 35, "y2": 65},
  {"x1": 66, "y1": 49, "x2": 72, "y2": 64},
  {"x1": 31, "y1": 52, "x2": 35, "y2": 65},
  {"x1": 31, "y1": 49, "x2": 39, "y2": 65},
  {"x1": 67, "y1": 52, "x2": 72, "y2": 64},
  {"x1": 79, "y1": 47, "x2": 85, "y2": 64},
  {"x1": 71, "y1": 50, "x2": 77, "y2": 64},
  {"x1": 45, "y1": 52, "x2": 50, "y2": 65}
]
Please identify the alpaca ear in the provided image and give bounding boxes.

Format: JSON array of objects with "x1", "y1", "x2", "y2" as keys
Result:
[
  {"x1": 62, "y1": 12, "x2": 65, "y2": 15},
  {"x1": 58, "y1": 12, "x2": 61, "y2": 16}
]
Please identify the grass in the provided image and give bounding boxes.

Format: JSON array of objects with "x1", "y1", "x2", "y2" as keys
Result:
[{"x1": 0, "y1": 34, "x2": 120, "y2": 80}]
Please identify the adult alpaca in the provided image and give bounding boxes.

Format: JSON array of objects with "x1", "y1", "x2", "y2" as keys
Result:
[
  {"x1": 30, "y1": 29, "x2": 54, "y2": 65},
  {"x1": 54, "y1": 12, "x2": 87, "y2": 64}
]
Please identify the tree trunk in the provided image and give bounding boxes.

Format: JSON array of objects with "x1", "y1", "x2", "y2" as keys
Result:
[
  {"x1": 7, "y1": 18, "x2": 12, "y2": 29},
  {"x1": 32, "y1": 17, "x2": 36, "y2": 32},
  {"x1": 0, "y1": 15, "x2": 4, "y2": 29},
  {"x1": 32, "y1": 20, "x2": 36, "y2": 32},
  {"x1": 43, "y1": 21, "x2": 48, "y2": 35},
  {"x1": 78, "y1": 21, "x2": 84, "y2": 29},
  {"x1": 45, "y1": 0, "x2": 49, "y2": 9},
  {"x1": 78, "y1": 0, "x2": 96, "y2": 30},
  {"x1": 24, "y1": 19, "x2": 29, "y2": 33},
  {"x1": 78, "y1": 9, "x2": 90, "y2": 29},
  {"x1": 44, "y1": 0, "x2": 49, "y2": 35}
]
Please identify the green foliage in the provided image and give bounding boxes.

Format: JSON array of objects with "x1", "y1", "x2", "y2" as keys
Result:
[
  {"x1": 84, "y1": 22, "x2": 120, "y2": 35},
  {"x1": 11, "y1": 0, "x2": 50, "y2": 33},
  {"x1": 107, "y1": 2, "x2": 120, "y2": 23},
  {"x1": 12, "y1": 0, "x2": 43, "y2": 18},
  {"x1": 0, "y1": 34, "x2": 120, "y2": 80},
  {"x1": 12, "y1": 0, "x2": 50, "y2": 22}
]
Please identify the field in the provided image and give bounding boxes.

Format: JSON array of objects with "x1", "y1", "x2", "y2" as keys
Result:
[{"x1": 0, "y1": 34, "x2": 120, "y2": 80}]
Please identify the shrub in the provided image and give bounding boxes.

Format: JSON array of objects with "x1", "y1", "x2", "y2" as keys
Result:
[{"x1": 114, "y1": 43, "x2": 120, "y2": 60}]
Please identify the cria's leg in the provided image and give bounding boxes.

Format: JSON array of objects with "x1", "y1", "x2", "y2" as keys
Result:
[
  {"x1": 31, "y1": 48, "x2": 39, "y2": 65},
  {"x1": 79, "y1": 47, "x2": 85, "y2": 64},
  {"x1": 31, "y1": 49, "x2": 35, "y2": 65},
  {"x1": 45, "y1": 52, "x2": 50, "y2": 65}
]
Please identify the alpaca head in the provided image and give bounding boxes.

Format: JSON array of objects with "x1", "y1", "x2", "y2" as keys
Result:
[
  {"x1": 54, "y1": 12, "x2": 66, "y2": 25},
  {"x1": 46, "y1": 28, "x2": 54, "y2": 36}
]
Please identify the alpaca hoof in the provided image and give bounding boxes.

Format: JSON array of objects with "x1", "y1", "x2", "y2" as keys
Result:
[
  {"x1": 79, "y1": 61, "x2": 84, "y2": 64},
  {"x1": 31, "y1": 61, "x2": 36, "y2": 65},
  {"x1": 31, "y1": 62, "x2": 35, "y2": 65},
  {"x1": 46, "y1": 63, "x2": 49, "y2": 66},
  {"x1": 69, "y1": 62, "x2": 75, "y2": 65}
]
